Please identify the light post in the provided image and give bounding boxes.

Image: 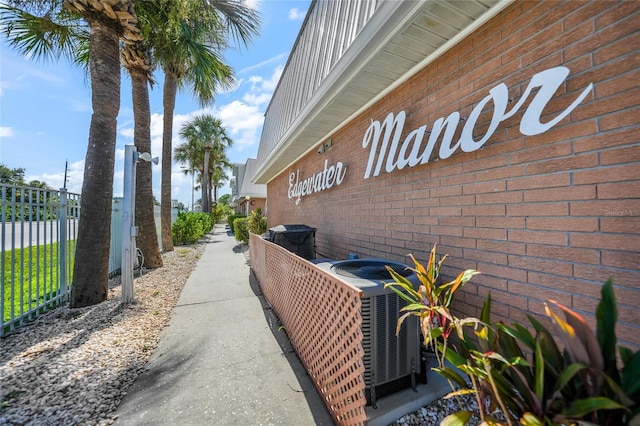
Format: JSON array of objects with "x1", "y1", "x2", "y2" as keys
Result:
[
  {"x1": 202, "y1": 145, "x2": 211, "y2": 213},
  {"x1": 122, "y1": 145, "x2": 158, "y2": 304},
  {"x1": 190, "y1": 168, "x2": 195, "y2": 211},
  {"x1": 181, "y1": 166, "x2": 195, "y2": 211}
]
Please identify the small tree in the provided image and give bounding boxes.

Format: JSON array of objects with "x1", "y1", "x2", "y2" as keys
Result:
[{"x1": 247, "y1": 207, "x2": 267, "y2": 236}]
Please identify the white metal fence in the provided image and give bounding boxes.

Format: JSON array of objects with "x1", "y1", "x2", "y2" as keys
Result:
[
  {"x1": 1, "y1": 186, "x2": 177, "y2": 336},
  {"x1": 1, "y1": 184, "x2": 79, "y2": 336}
]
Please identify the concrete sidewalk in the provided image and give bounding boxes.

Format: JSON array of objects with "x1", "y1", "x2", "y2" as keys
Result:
[{"x1": 115, "y1": 224, "x2": 333, "y2": 425}]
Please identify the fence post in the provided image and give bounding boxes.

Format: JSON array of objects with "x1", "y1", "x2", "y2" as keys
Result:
[
  {"x1": 59, "y1": 188, "x2": 68, "y2": 301},
  {"x1": 121, "y1": 145, "x2": 138, "y2": 304}
]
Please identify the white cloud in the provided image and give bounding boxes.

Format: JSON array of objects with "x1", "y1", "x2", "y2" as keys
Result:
[
  {"x1": 119, "y1": 127, "x2": 134, "y2": 139},
  {"x1": 238, "y1": 52, "x2": 288, "y2": 75},
  {"x1": 244, "y1": 0, "x2": 259, "y2": 10},
  {"x1": 23, "y1": 65, "x2": 68, "y2": 87},
  {"x1": 246, "y1": 65, "x2": 284, "y2": 94},
  {"x1": 289, "y1": 8, "x2": 306, "y2": 20},
  {"x1": 215, "y1": 101, "x2": 264, "y2": 149},
  {"x1": 242, "y1": 92, "x2": 272, "y2": 106},
  {"x1": 0, "y1": 127, "x2": 14, "y2": 137},
  {"x1": 25, "y1": 160, "x2": 84, "y2": 194}
]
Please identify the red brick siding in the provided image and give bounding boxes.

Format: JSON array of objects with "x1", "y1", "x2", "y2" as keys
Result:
[{"x1": 265, "y1": 1, "x2": 640, "y2": 348}]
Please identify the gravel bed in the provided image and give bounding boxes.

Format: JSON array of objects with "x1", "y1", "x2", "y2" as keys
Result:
[
  {"x1": 392, "y1": 393, "x2": 482, "y2": 426},
  {"x1": 0, "y1": 242, "x2": 206, "y2": 426}
]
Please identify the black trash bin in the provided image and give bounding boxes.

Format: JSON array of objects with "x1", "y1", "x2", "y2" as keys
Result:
[{"x1": 268, "y1": 224, "x2": 316, "y2": 260}]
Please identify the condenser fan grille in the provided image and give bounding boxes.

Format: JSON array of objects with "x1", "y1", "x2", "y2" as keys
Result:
[{"x1": 332, "y1": 260, "x2": 413, "y2": 280}]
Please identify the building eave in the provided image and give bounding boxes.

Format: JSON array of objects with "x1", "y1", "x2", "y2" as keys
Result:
[{"x1": 253, "y1": 0, "x2": 513, "y2": 185}]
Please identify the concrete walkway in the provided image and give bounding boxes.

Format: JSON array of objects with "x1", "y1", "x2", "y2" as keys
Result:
[{"x1": 115, "y1": 224, "x2": 334, "y2": 425}]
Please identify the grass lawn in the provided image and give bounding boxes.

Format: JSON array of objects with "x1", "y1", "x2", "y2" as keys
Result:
[{"x1": 2, "y1": 241, "x2": 75, "y2": 323}]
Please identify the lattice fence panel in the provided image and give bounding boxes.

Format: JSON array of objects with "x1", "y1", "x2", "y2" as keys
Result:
[{"x1": 250, "y1": 234, "x2": 367, "y2": 426}]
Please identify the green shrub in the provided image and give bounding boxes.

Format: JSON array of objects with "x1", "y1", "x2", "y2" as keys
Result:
[
  {"x1": 227, "y1": 214, "x2": 245, "y2": 230},
  {"x1": 247, "y1": 207, "x2": 267, "y2": 236},
  {"x1": 213, "y1": 203, "x2": 232, "y2": 224},
  {"x1": 172, "y1": 212, "x2": 214, "y2": 245},
  {"x1": 233, "y1": 217, "x2": 249, "y2": 243},
  {"x1": 386, "y1": 248, "x2": 640, "y2": 426}
]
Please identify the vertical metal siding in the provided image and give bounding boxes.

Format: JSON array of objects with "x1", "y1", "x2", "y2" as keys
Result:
[{"x1": 257, "y1": 0, "x2": 379, "y2": 168}]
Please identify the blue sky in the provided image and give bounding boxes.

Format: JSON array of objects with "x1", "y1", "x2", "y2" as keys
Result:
[{"x1": 0, "y1": 0, "x2": 310, "y2": 208}]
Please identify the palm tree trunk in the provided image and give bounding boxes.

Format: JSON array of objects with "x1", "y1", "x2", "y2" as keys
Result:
[
  {"x1": 202, "y1": 147, "x2": 211, "y2": 213},
  {"x1": 70, "y1": 18, "x2": 119, "y2": 308},
  {"x1": 161, "y1": 72, "x2": 177, "y2": 251},
  {"x1": 131, "y1": 68, "x2": 162, "y2": 268}
]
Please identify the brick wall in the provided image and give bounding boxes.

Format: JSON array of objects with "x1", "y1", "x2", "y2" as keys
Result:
[{"x1": 265, "y1": 1, "x2": 640, "y2": 348}]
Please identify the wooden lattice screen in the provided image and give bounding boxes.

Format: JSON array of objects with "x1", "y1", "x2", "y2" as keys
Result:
[{"x1": 250, "y1": 233, "x2": 367, "y2": 425}]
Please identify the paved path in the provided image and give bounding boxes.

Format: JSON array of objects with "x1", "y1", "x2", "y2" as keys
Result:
[{"x1": 115, "y1": 224, "x2": 333, "y2": 425}]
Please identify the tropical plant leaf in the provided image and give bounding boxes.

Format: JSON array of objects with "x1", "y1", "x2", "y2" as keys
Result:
[
  {"x1": 384, "y1": 282, "x2": 419, "y2": 305},
  {"x1": 520, "y1": 412, "x2": 545, "y2": 426},
  {"x1": 554, "y1": 363, "x2": 587, "y2": 394},
  {"x1": 498, "y1": 323, "x2": 536, "y2": 351},
  {"x1": 620, "y1": 346, "x2": 634, "y2": 367},
  {"x1": 444, "y1": 388, "x2": 477, "y2": 398},
  {"x1": 441, "y1": 410, "x2": 472, "y2": 426},
  {"x1": 562, "y1": 396, "x2": 627, "y2": 418},
  {"x1": 440, "y1": 343, "x2": 468, "y2": 367},
  {"x1": 395, "y1": 311, "x2": 415, "y2": 336},
  {"x1": 596, "y1": 277, "x2": 618, "y2": 378},
  {"x1": 409, "y1": 252, "x2": 429, "y2": 287},
  {"x1": 534, "y1": 338, "x2": 545, "y2": 402},
  {"x1": 444, "y1": 269, "x2": 480, "y2": 306},
  {"x1": 433, "y1": 367, "x2": 469, "y2": 389},
  {"x1": 507, "y1": 362, "x2": 542, "y2": 416},
  {"x1": 598, "y1": 369, "x2": 635, "y2": 407},
  {"x1": 480, "y1": 293, "x2": 492, "y2": 324},
  {"x1": 386, "y1": 266, "x2": 419, "y2": 291},
  {"x1": 621, "y1": 348, "x2": 640, "y2": 398},
  {"x1": 549, "y1": 300, "x2": 604, "y2": 371},
  {"x1": 400, "y1": 302, "x2": 429, "y2": 313},
  {"x1": 545, "y1": 302, "x2": 591, "y2": 366},
  {"x1": 528, "y1": 314, "x2": 552, "y2": 336},
  {"x1": 536, "y1": 328, "x2": 564, "y2": 377}
]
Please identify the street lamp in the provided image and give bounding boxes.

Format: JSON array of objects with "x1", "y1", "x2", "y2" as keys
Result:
[
  {"x1": 181, "y1": 166, "x2": 195, "y2": 211},
  {"x1": 122, "y1": 145, "x2": 158, "y2": 304}
]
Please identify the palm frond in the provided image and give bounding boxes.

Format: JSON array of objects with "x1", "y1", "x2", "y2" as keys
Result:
[{"x1": 0, "y1": 4, "x2": 87, "y2": 64}]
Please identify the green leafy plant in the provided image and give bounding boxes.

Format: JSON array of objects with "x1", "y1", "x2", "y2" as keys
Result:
[
  {"x1": 384, "y1": 244, "x2": 480, "y2": 380},
  {"x1": 387, "y1": 247, "x2": 640, "y2": 426},
  {"x1": 233, "y1": 217, "x2": 249, "y2": 243},
  {"x1": 227, "y1": 214, "x2": 246, "y2": 230},
  {"x1": 171, "y1": 212, "x2": 215, "y2": 245},
  {"x1": 247, "y1": 207, "x2": 267, "y2": 236},
  {"x1": 437, "y1": 279, "x2": 639, "y2": 426},
  {"x1": 213, "y1": 202, "x2": 233, "y2": 224}
]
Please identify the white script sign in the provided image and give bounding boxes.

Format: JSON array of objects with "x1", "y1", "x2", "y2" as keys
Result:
[
  {"x1": 362, "y1": 66, "x2": 593, "y2": 179},
  {"x1": 289, "y1": 160, "x2": 347, "y2": 204}
]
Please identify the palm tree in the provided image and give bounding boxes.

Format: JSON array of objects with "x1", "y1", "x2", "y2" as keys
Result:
[
  {"x1": 177, "y1": 115, "x2": 233, "y2": 213},
  {"x1": 123, "y1": 39, "x2": 162, "y2": 268},
  {"x1": 210, "y1": 156, "x2": 231, "y2": 208},
  {"x1": 1, "y1": 0, "x2": 144, "y2": 307},
  {"x1": 63, "y1": 0, "x2": 144, "y2": 307},
  {"x1": 174, "y1": 135, "x2": 205, "y2": 211},
  {"x1": 150, "y1": 0, "x2": 259, "y2": 250}
]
